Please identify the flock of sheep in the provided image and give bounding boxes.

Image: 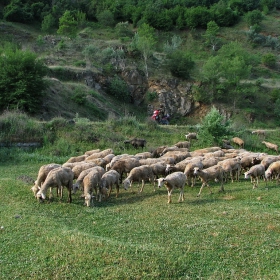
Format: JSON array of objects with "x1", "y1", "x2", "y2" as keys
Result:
[{"x1": 31, "y1": 130, "x2": 280, "y2": 206}]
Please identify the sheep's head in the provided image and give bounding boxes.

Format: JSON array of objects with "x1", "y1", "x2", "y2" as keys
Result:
[
  {"x1": 157, "y1": 178, "x2": 165, "y2": 188},
  {"x1": 193, "y1": 167, "x2": 200, "y2": 175},
  {"x1": 265, "y1": 170, "x2": 272, "y2": 179},
  {"x1": 36, "y1": 190, "x2": 46, "y2": 202},
  {"x1": 31, "y1": 185, "x2": 39, "y2": 197},
  {"x1": 84, "y1": 193, "x2": 93, "y2": 207},
  {"x1": 244, "y1": 172, "x2": 250, "y2": 179},
  {"x1": 123, "y1": 179, "x2": 131, "y2": 190},
  {"x1": 72, "y1": 183, "x2": 79, "y2": 194}
]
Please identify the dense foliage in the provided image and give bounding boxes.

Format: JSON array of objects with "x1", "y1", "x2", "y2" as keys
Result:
[{"x1": 0, "y1": 45, "x2": 47, "y2": 113}]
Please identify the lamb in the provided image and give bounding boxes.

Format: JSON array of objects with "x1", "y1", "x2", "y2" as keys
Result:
[
  {"x1": 193, "y1": 165, "x2": 224, "y2": 197},
  {"x1": 231, "y1": 137, "x2": 244, "y2": 148},
  {"x1": 157, "y1": 172, "x2": 187, "y2": 203},
  {"x1": 111, "y1": 157, "x2": 140, "y2": 182},
  {"x1": 123, "y1": 165, "x2": 155, "y2": 193},
  {"x1": 252, "y1": 130, "x2": 266, "y2": 136},
  {"x1": 72, "y1": 162, "x2": 97, "y2": 179},
  {"x1": 31, "y1": 163, "x2": 61, "y2": 197},
  {"x1": 244, "y1": 164, "x2": 266, "y2": 189},
  {"x1": 82, "y1": 169, "x2": 104, "y2": 207},
  {"x1": 185, "y1": 132, "x2": 197, "y2": 140},
  {"x1": 124, "y1": 138, "x2": 146, "y2": 149},
  {"x1": 265, "y1": 161, "x2": 280, "y2": 183},
  {"x1": 36, "y1": 167, "x2": 74, "y2": 203},
  {"x1": 73, "y1": 166, "x2": 105, "y2": 193},
  {"x1": 99, "y1": 170, "x2": 120, "y2": 201},
  {"x1": 86, "y1": 148, "x2": 114, "y2": 161},
  {"x1": 262, "y1": 141, "x2": 278, "y2": 153},
  {"x1": 65, "y1": 155, "x2": 87, "y2": 163}
]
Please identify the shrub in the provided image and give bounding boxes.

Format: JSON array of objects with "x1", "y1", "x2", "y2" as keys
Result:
[
  {"x1": 107, "y1": 76, "x2": 131, "y2": 102},
  {"x1": 245, "y1": 10, "x2": 264, "y2": 27},
  {"x1": 97, "y1": 10, "x2": 115, "y2": 27},
  {"x1": 71, "y1": 90, "x2": 86, "y2": 105},
  {"x1": 262, "y1": 53, "x2": 276, "y2": 67}
]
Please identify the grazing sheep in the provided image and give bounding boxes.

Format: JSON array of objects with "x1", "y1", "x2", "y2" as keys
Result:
[
  {"x1": 174, "y1": 141, "x2": 191, "y2": 149},
  {"x1": 240, "y1": 155, "x2": 260, "y2": 172},
  {"x1": 218, "y1": 158, "x2": 241, "y2": 183},
  {"x1": 201, "y1": 157, "x2": 219, "y2": 169},
  {"x1": 72, "y1": 162, "x2": 97, "y2": 179},
  {"x1": 231, "y1": 137, "x2": 244, "y2": 148},
  {"x1": 139, "y1": 157, "x2": 174, "y2": 166},
  {"x1": 86, "y1": 157, "x2": 107, "y2": 168},
  {"x1": 184, "y1": 160, "x2": 203, "y2": 187},
  {"x1": 252, "y1": 130, "x2": 266, "y2": 136},
  {"x1": 165, "y1": 156, "x2": 204, "y2": 173},
  {"x1": 265, "y1": 161, "x2": 280, "y2": 183},
  {"x1": 185, "y1": 132, "x2": 197, "y2": 141},
  {"x1": 73, "y1": 166, "x2": 105, "y2": 193},
  {"x1": 100, "y1": 170, "x2": 120, "y2": 201},
  {"x1": 123, "y1": 165, "x2": 155, "y2": 193},
  {"x1": 31, "y1": 163, "x2": 61, "y2": 197},
  {"x1": 124, "y1": 138, "x2": 146, "y2": 149},
  {"x1": 193, "y1": 165, "x2": 224, "y2": 197},
  {"x1": 160, "y1": 150, "x2": 191, "y2": 163},
  {"x1": 86, "y1": 149, "x2": 114, "y2": 161},
  {"x1": 150, "y1": 162, "x2": 167, "y2": 179},
  {"x1": 36, "y1": 167, "x2": 74, "y2": 203},
  {"x1": 135, "y1": 152, "x2": 152, "y2": 159},
  {"x1": 65, "y1": 155, "x2": 88, "y2": 163},
  {"x1": 151, "y1": 146, "x2": 167, "y2": 158},
  {"x1": 160, "y1": 146, "x2": 189, "y2": 156},
  {"x1": 157, "y1": 172, "x2": 187, "y2": 203},
  {"x1": 103, "y1": 153, "x2": 115, "y2": 164},
  {"x1": 83, "y1": 169, "x2": 104, "y2": 207},
  {"x1": 262, "y1": 141, "x2": 278, "y2": 153},
  {"x1": 111, "y1": 157, "x2": 140, "y2": 182},
  {"x1": 260, "y1": 155, "x2": 280, "y2": 169},
  {"x1": 105, "y1": 154, "x2": 131, "y2": 171},
  {"x1": 244, "y1": 164, "x2": 266, "y2": 189}
]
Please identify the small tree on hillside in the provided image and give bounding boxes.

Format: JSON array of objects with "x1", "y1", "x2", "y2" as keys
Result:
[{"x1": 57, "y1": 10, "x2": 77, "y2": 38}]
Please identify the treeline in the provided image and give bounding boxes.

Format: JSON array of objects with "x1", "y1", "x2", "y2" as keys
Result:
[{"x1": 1, "y1": 0, "x2": 280, "y2": 31}]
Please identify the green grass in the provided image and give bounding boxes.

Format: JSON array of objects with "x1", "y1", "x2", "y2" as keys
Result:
[{"x1": 1, "y1": 157, "x2": 280, "y2": 279}]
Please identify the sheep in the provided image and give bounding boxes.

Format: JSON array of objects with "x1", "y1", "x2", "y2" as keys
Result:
[
  {"x1": 160, "y1": 150, "x2": 191, "y2": 163},
  {"x1": 65, "y1": 155, "x2": 88, "y2": 163},
  {"x1": 262, "y1": 141, "x2": 278, "y2": 153},
  {"x1": 165, "y1": 156, "x2": 204, "y2": 173},
  {"x1": 231, "y1": 137, "x2": 244, "y2": 148},
  {"x1": 36, "y1": 167, "x2": 74, "y2": 203},
  {"x1": 151, "y1": 145, "x2": 167, "y2": 158},
  {"x1": 72, "y1": 162, "x2": 97, "y2": 179},
  {"x1": 86, "y1": 148, "x2": 114, "y2": 161},
  {"x1": 252, "y1": 130, "x2": 266, "y2": 136},
  {"x1": 185, "y1": 132, "x2": 197, "y2": 140},
  {"x1": 134, "y1": 152, "x2": 152, "y2": 159},
  {"x1": 73, "y1": 166, "x2": 105, "y2": 193},
  {"x1": 99, "y1": 170, "x2": 120, "y2": 201},
  {"x1": 105, "y1": 154, "x2": 131, "y2": 171},
  {"x1": 244, "y1": 164, "x2": 266, "y2": 189},
  {"x1": 139, "y1": 157, "x2": 174, "y2": 166},
  {"x1": 31, "y1": 163, "x2": 61, "y2": 197},
  {"x1": 62, "y1": 161, "x2": 85, "y2": 169},
  {"x1": 265, "y1": 161, "x2": 280, "y2": 183},
  {"x1": 123, "y1": 165, "x2": 155, "y2": 193},
  {"x1": 150, "y1": 162, "x2": 167, "y2": 179},
  {"x1": 174, "y1": 141, "x2": 191, "y2": 149},
  {"x1": 82, "y1": 169, "x2": 104, "y2": 207},
  {"x1": 260, "y1": 155, "x2": 280, "y2": 169},
  {"x1": 193, "y1": 165, "x2": 224, "y2": 197},
  {"x1": 157, "y1": 172, "x2": 187, "y2": 203},
  {"x1": 240, "y1": 155, "x2": 261, "y2": 172},
  {"x1": 86, "y1": 157, "x2": 107, "y2": 168},
  {"x1": 160, "y1": 146, "x2": 189, "y2": 156},
  {"x1": 218, "y1": 158, "x2": 241, "y2": 183},
  {"x1": 124, "y1": 138, "x2": 146, "y2": 149},
  {"x1": 103, "y1": 153, "x2": 115, "y2": 164},
  {"x1": 201, "y1": 157, "x2": 220, "y2": 169},
  {"x1": 84, "y1": 149, "x2": 101, "y2": 156},
  {"x1": 184, "y1": 160, "x2": 203, "y2": 187},
  {"x1": 111, "y1": 157, "x2": 140, "y2": 182}
]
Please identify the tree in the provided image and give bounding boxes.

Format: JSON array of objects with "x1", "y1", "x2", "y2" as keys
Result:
[
  {"x1": 133, "y1": 23, "x2": 156, "y2": 78},
  {"x1": 0, "y1": 46, "x2": 47, "y2": 113},
  {"x1": 203, "y1": 21, "x2": 220, "y2": 51},
  {"x1": 245, "y1": 10, "x2": 264, "y2": 27},
  {"x1": 57, "y1": 10, "x2": 77, "y2": 38}
]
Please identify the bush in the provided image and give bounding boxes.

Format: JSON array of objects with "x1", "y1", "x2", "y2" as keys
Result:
[
  {"x1": 107, "y1": 76, "x2": 131, "y2": 102},
  {"x1": 97, "y1": 10, "x2": 115, "y2": 27},
  {"x1": 245, "y1": 10, "x2": 264, "y2": 27},
  {"x1": 262, "y1": 53, "x2": 276, "y2": 68}
]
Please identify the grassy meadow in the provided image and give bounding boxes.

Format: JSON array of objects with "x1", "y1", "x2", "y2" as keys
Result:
[{"x1": 0, "y1": 112, "x2": 280, "y2": 279}]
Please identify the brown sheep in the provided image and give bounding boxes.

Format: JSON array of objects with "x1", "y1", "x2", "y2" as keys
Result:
[
  {"x1": 262, "y1": 141, "x2": 278, "y2": 153},
  {"x1": 231, "y1": 137, "x2": 244, "y2": 148},
  {"x1": 124, "y1": 138, "x2": 146, "y2": 149},
  {"x1": 252, "y1": 130, "x2": 266, "y2": 136}
]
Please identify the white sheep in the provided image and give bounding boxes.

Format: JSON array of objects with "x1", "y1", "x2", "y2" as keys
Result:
[
  {"x1": 218, "y1": 158, "x2": 241, "y2": 183},
  {"x1": 84, "y1": 149, "x2": 101, "y2": 156},
  {"x1": 31, "y1": 163, "x2": 61, "y2": 197},
  {"x1": 244, "y1": 164, "x2": 266, "y2": 189},
  {"x1": 83, "y1": 169, "x2": 104, "y2": 207},
  {"x1": 65, "y1": 155, "x2": 88, "y2": 163},
  {"x1": 123, "y1": 165, "x2": 155, "y2": 193},
  {"x1": 193, "y1": 165, "x2": 224, "y2": 197},
  {"x1": 71, "y1": 162, "x2": 97, "y2": 179},
  {"x1": 157, "y1": 172, "x2": 187, "y2": 203},
  {"x1": 86, "y1": 148, "x2": 114, "y2": 161},
  {"x1": 160, "y1": 150, "x2": 190, "y2": 163},
  {"x1": 260, "y1": 155, "x2": 280, "y2": 169},
  {"x1": 262, "y1": 141, "x2": 278, "y2": 153},
  {"x1": 265, "y1": 161, "x2": 280, "y2": 184},
  {"x1": 99, "y1": 170, "x2": 120, "y2": 201},
  {"x1": 36, "y1": 167, "x2": 74, "y2": 203},
  {"x1": 150, "y1": 162, "x2": 167, "y2": 179},
  {"x1": 174, "y1": 141, "x2": 191, "y2": 149},
  {"x1": 252, "y1": 130, "x2": 266, "y2": 136},
  {"x1": 185, "y1": 132, "x2": 197, "y2": 140},
  {"x1": 73, "y1": 166, "x2": 105, "y2": 193},
  {"x1": 134, "y1": 152, "x2": 152, "y2": 159},
  {"x1": 184, "y1": 160, "x2": 203, "y2": 187}
]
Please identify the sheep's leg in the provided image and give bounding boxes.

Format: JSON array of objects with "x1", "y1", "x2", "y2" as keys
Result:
[
  {"x1": 115, "y1": 184, "x2": 119, "y2": 197},
  {"x1": 197, "y1": 182, "x2": 207, "y2": 197},
  {"x1": 139, "y1": 180, "x2": 145, "y2": 193},
  {"x1": 167, "y1": 188, "x2": 173, "y2": 203},
  {"x1": 67, "y1": 186, "x2": 72, "y2": 203},
  {"x1": 178, "y1": 187, "x2": 184, "y2": 202}
]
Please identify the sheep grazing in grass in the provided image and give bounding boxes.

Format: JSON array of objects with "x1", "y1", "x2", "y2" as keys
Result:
[
  {"x1": 231, "y1": 137, "x2": 244, "y2": 149},
  {"x1": 65, "y1": 155, "x2": 88, "y2": 163},
  {"x1": 184, "y1": 160, "x2": 203, "y2": 187},
  {"x1": 174, "y1": 141, "x2": 191, "y2": 149},
  {"x1": 123, "y1": 165, "x2": 155, "y2": 193},
  {"x1": 244, "y1": 164, "x2": 266, "y2": 189},
  {"x1": 31, "y1": 163, "x2": 61, "y2": 197},
  {"x1": 83, "y1": 169, "x2": 104, "y2": 207},
  {"x1": 151, "y1": 145, "x2": 167, "y2": 158},
  {"x1": 193, "y1": 165, "x2": 224, "y2": 197},
  {"x1": 36, "y1": 167, "x2": 74, "y2": 203},
  {"x1": 262, "y1": 141, "x2": 278, "y2": 154},
  {"x1": 185, "y1": 132, "x2": 197, "y2": 141},
  {"x1": 260, "y1": 155, "x2": 280, "y2": 169},
  {"x1": 157, "y1": 172, "x2": 187, "y2": 204},
  {"x1": 86, "y1": 149, "x2": 114, "y2": 161},
  {"x1": 252, "y1": 130, "x2": 266, "y2": 137},
  {"x1": 100, "y1": 170, "x2": 120, "y2": 201},
  {"x1": 124, "y1": 138, "x2": 147, "y2": 149},
  {"x1": 265, "y1": 161, "x2": 280, "y2": 184},
  {"x1": 73, "y1": 166, "x2": 105, "y2": 194},
  {"x1": 218, "y1": 158, "x2": 241, "y2": 183},
  {"x1": 71, "y1": 162, "x2": 97, "y2": 179},
  {"x1": 150, "y1": 162, "x2": 167, "y2": 179}
]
